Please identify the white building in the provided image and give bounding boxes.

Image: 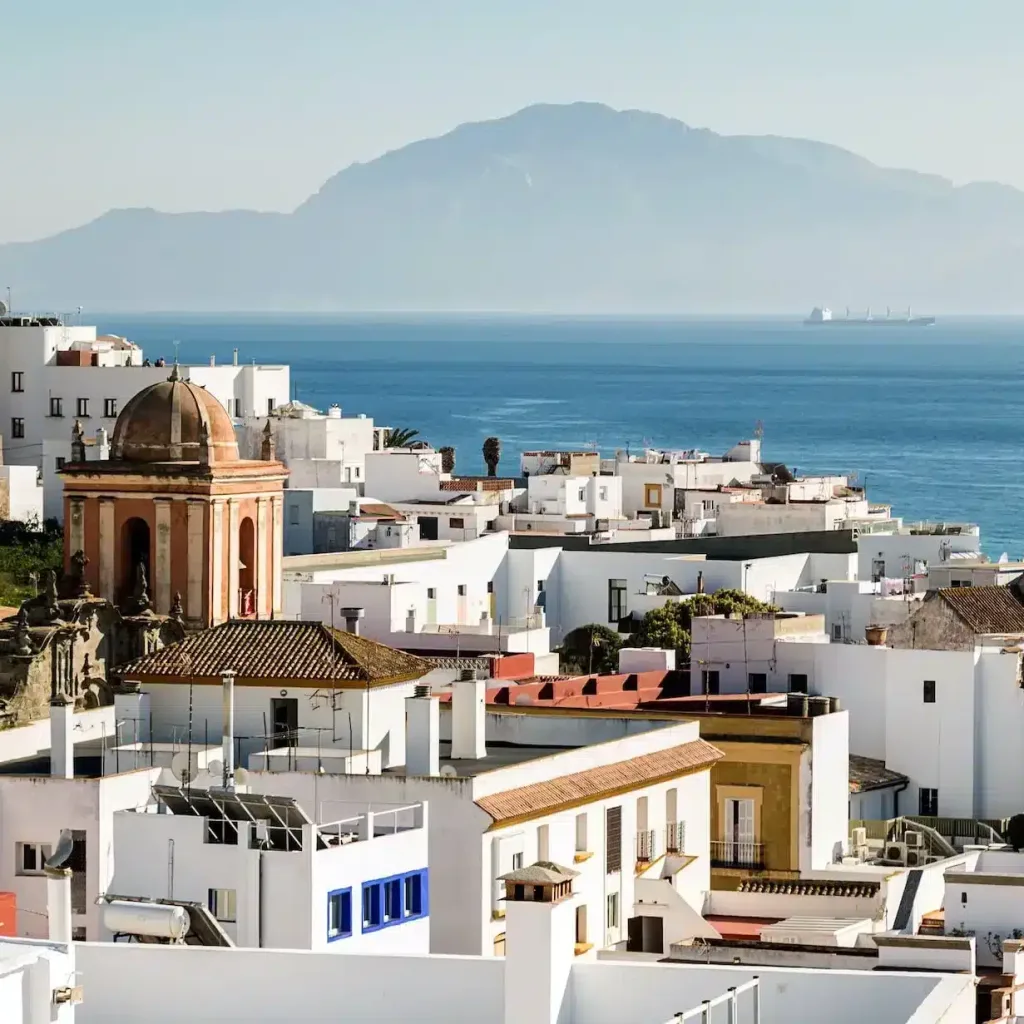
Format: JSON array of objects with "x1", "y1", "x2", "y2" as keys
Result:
[
  {"x1": 0, "y1": 315, "x2": 289, "y2": 520},
  {"x1": 236, "y1": 401, "x2": 379, "y2": 489},
  {"x1": 0, "y1": 462, "x2": 43, "y2": 525},
  {"x1": 0, "y1": 937, "x2": 79, "y2": 1024},
  {"x1": 108, "y1": 786, "x2": 429, "y2": 954},
  {"x1": 502, "y1": 474, "x2": 622, "y2": 534}
]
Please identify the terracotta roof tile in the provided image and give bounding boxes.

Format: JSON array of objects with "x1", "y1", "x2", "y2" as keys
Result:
[
  {"x1": 115, "y1": 620, "x2": 429, "y2": 688},
  {"x1": 937, "y1": 585, "x2": 1024, "y2": 634},
  {"x1": 849, "y1": 754, "x2": 908, "y2": 793},
  {"x1": 358, "y1": 503, "x2": 405, "y2": 520},
  {"x1": 475, "y1": 738, "x2": 723, "y2": 827},
  {"x1": 738, "y1": 878, "x2": 880, "y2": 898}
]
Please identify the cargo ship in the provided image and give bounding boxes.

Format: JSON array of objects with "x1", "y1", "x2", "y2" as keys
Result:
[{"x1": 804, "y1": 306, "x2": 936, "y2": 327}]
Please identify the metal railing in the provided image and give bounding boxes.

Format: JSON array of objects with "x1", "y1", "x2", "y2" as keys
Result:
[
  {"x1": 711, "y1": 840, "x2": 765, "y2": 870},
  {"x1": 662, "y1": 976, "x2": 761, "y2": 1024},
  {"x1": 636, "y1": 829, "x2": 657, "y2": 862},
  {"x1": 666, "y1": 821, "x2": 686, "y2": 854}
]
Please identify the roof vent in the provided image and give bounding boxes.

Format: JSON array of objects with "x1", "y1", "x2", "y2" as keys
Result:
[{"x1": 414, "y1": 684, "x2": 431, "y2": 698}]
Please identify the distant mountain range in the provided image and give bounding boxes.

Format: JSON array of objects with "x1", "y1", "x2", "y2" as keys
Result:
[{"x1": 5, "y1": 102, "x2": 1024, "y2": 312}]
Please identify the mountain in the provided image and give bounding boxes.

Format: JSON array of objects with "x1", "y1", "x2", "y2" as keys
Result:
[{"x1": 5, "y1": 101, "x2": 1024, "y2": 312}]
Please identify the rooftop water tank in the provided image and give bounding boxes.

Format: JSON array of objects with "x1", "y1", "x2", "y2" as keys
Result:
[{"x1": 103, "y1": 901, "x2": 190, "y2": 941}]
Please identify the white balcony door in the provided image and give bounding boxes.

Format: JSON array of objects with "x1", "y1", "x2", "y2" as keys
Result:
[{"x1": 724, "y1": 798, "x2": 755, "y2": 862}]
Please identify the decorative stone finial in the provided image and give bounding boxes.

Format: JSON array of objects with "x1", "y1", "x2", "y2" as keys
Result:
[
  {"x1": 261, "y1": 419, "x2": 276, "y2": 461},
  {"x1": 14, "y1": 605, "x2": 32, "y2": 656},
  {"x1": 43, "y1": 570, "x2": 60, "y2": 622},
  {"x1": 170, "y1": 591, "x2": 184, "y2": 622},
  {"x1": 168, "y1": 362, "x2": 181, "y2": 383},
  {"x1": 69, "y1": 549, "x2": 91, "y2": 598},
  {"x1": 70, "y1": 420, "x2": 86, "y2": 463}
]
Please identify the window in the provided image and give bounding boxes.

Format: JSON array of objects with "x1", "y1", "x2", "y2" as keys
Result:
[
  {"x1": 606, "y1": 806, "x2": 622, "y2": 873},
  {"x1": 11, "y1": 417, "x2": 24, "y2": 439},
  {"x1": 55, "y1": 457, "x2": 65, "y2": 471},
  {"x1": 288, "y1": 504, "x2": 300, "y2": 526},
  {"x1": 71, "y1": 927, "x2": 87, "y2": 941},
  {"x1": 511, "y1": 851, "x2": 524, "y2": 872},
  {"x1": 599, "y1": 486, "x2": 608, "y2": 501},
  {"x1": 103, "y1": 398, "x2": 117, "y2": 418},
  {"x1": 747, "y1": 672, "x2": 767, "y2": 693},
  {"x1": 363, "y1": 871, "x2": 428, "y2": 931},
  {"x1": 788, "y1": 673, "x2": 808, "y2": 694},
  {"x1": 327, "y1": 888, "x2": 352, "y2": 941},
  {"x1": 606, "y1": 892, "x2": 619, "y2": 929},
  {"x1": 16, "y1": 842, "x2": 51, "y2": 876},
  {"x1": 644, "y1": 483, "x2": 662, "y2": 508},
  {"x1": 267, "y1": 398, "x2": 276, "y2": 415},
  {"x1": 923, "y1": 679, "x2": 936, "y2": 704},
  {"x1": 537, "y1": 824, "x2": 550, "y2": 862},
  {"x1": 608, "y1": 579, "x2": 627, "y2": 623},
  {"x1": 457, "y1": 584, "x2": 467, "y2": 597},
  {"x1": 575, "y1": 812, "x2": 588, "y2": 852},
  {"x1": 10, "y1": 371, "x2": 23, "y2": 392},
  {"x1": 832, "y1": 624, "x2": 843, "y2": 640},
  {"x1": 919, "y1": 788, "x2": 939, "y2": 816},
  {"x1": 426, "y1": 587, "x2": 436, "y2": 599},
  {"x1": 578, "y1": 487, "x2": 587, "y2": 502},
  {"x1": 76, "y1": 397, "x2": 89, "y2": 417},
  {"x1": 49, "y1": 396, "x2": 63, "y2": 417},
  {"x1": 208, "y1": 888, "x2": 237, "y2": 923},
  {"x1": 487, "y1": 581, "x2": 494, "y2": 594},
  {"x1": 702, "y1": 670, "x2": 720, "y2": 695},
  {"x1": 450, "y1": 517, "x2": 465, "y2": 530},
  {"x1": 354, "y1": 467, "x2": 360, "y2": 479},
  {"x1": 234, "y1": 398, "x2": 242, "y2": 418}
]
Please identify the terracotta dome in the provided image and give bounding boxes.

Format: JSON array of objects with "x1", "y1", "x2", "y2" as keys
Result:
[{"x1": 110, "y1": 368, "x2": 239, "y2": 464}]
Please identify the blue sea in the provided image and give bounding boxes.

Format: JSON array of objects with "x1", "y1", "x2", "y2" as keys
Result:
[{"x1": 95, "y1": 315, "x2": 1024, "y2": 557}]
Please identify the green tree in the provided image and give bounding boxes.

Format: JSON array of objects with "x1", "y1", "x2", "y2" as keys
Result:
[
  {"x1": 383, "y1": 427, "x2": 421, "y2": 448},
  {"x1": 559, "y1": 624, "x2": 622, "y2": 675},
  {"x1": 0, "y1": 519, "x2": 63, "y2": 607},
  {"x1": 626, "y1": 589, "x2": 778, "y2": 664}
]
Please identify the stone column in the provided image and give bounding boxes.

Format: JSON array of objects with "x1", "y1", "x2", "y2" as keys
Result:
[
  {"x1": 271, "y1": 496, "x2": 283, "y2": 616},
  {"x1": 154, "y1": 499, "x2": 172, "y2": 614},
  {"x1": 186, "y1": 501, "x2": 205, "y2": 625},
  {"x1": 256, "y1": 497, "x2": 269, "y2": 618},
  {"x1": 211, "y1": 501, "x2": 225, "y2": 624},
  {"x1": 228, "y1": 500, "x2": 240, "y2": 619},
  {"x1": 99, "y1": 498, "x2": 115, "y2": 602}
]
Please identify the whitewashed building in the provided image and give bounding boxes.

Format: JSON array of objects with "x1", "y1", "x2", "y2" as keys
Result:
[{"x1": 0, "y1": 314, "x2": 289, "y2": 520}]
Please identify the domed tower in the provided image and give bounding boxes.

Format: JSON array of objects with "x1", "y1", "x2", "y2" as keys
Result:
[{"x1": 60, "y1": 368, "x2": 287, "y2": 626}]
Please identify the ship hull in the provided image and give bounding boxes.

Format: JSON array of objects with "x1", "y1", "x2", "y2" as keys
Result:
[{"x1": 803, "y1": 317, "x2": 935, "y2": 327}]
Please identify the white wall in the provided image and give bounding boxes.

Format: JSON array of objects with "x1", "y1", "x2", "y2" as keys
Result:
[
  {"x1": 811, "y1": 710, "x2": 850, "y2": 868},
  {"x1": 856, "y1": 532, "x2": 980, "y2": 582}
]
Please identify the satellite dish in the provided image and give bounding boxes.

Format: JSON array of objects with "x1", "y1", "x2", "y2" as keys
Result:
[
  {"x1": 0, "y1": 300, "x2": 7, "y2": 317},
  {"x1": 439, "y1": 765, "x2": 459, "y2": 778},
  {"x1": 234, "y1": 767, "x2": 250, "y2": 786},
  {"x1": 169, "y1": 751, "x2": 200, "y2": 784},
  {"x1": 514, "y1": 693, "x2": 534, "y2": 707},
  {"x1": 46, "y1": 830, "x2": 74, "y2": 871},
  {"x1": 206, "y1": 759, "x2": 223, "y2": 779}
]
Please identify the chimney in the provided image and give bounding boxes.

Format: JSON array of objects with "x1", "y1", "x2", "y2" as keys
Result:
[
  {"x1": 451, "y1": 675, "x2": 487, "y2": 760},
  {"x1": 114, "y1": 683, "x2": 151, "y2": 745},
  {"x1": 406, "y1": 607, "x2": 417, "y2": 633},
  {"x1": 96, "y1": 426, "x2": 110, "y2": 459},
  {"x1": 341, "y1": 607, "x2": 364, "y2": 636},
  {"x1": 502, "y1": 862, "x2": 577, "y2": 1024},
  {"x1": 696, "y1": 571, "x2": 705, "y2": 594},
  {"x1": 49, "y1": 696, "x2": 74, "y2": 778},
  {"x1": 405, "y1": 686, "x2": 439, "y2": 776},
  {"x1": 232, "y1": 347, "x2": 239, "y2": 366},
  {"x1": 221, "y1": 670, "x2": 236, "y2": 790},
  {"x1": 45, "y1": 834, "x2": 74, "y2": 945}
]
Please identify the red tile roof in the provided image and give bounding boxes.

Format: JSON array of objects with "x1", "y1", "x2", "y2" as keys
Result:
[{"x1": 937, "y1": 585, "x2": 1024, "y2": 634}]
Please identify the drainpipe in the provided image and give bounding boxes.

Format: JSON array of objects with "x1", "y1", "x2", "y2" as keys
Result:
[{"x1": 221, "y1": 669, "x2": 237, "y2": 790}]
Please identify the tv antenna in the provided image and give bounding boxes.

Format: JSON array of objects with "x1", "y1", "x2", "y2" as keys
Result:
[{"x1": 754, "y1": 420, "x2": 764, "y2": 442}]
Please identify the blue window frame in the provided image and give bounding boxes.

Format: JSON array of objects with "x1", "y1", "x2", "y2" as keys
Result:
[
  {"x1": 360, "y1": 870, "x2": 428, "y2": 933},
  {"x1": 327, "y1": 888, "x2": 352, "y2": 942}
]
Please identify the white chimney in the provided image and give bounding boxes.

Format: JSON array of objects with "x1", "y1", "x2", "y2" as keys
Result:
[
  {"x1": 114, "y1": 684, "x2": 151, "y2": 745},
  {"x1": 49, "y1": 696, "x2": 74, "y2": 778},
  {"x1": 45, "y1": 841, "x2": 73, "y2": 945},
  {"x1": 328, "y1": 404, "x2": 342, "y2": 419},
  {"x1": 451, "y1": 674, "x2": 486, "y2": 760},
  {"x1": 221, "y1": 670, "x2": 236, "y2": 790},
  {"x1": 342, "y1": 607, "x2": 364, "y2": 636},
  {"x1": 232, "y1": 347, "x2": 239, "y2": 366},
  {"x1": 405, "y1": 686, "x2": 439, "y2": 776},
  {"x1": 406, "y1": 607, "x2": 418, "y2": 633}
]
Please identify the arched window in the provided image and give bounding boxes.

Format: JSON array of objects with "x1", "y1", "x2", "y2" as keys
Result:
[
  {"x1": 238, "y1": 516, "x2": 256, "y2": 616},
  {"x1": 120, "y1": 517, "x2": 151, "y2": 602}
]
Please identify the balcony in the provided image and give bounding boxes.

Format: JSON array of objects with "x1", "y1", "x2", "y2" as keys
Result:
[
  {"x1": 636, "y1": 829, "x2": 657, "y2": 863},
  {"x1": 666, "y1": 821, "x2": 686, "y2": 854},
  {"x1": 711, "y1": 840, "x2": 765, "y2": 870}
]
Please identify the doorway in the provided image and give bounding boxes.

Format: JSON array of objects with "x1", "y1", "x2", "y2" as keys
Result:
[
  {"x1": 417, "y1": 516, "x2": 438, "y2": 541},
  {"x1": 270, "y1": 697, "x2": 298, "y2": 748}
]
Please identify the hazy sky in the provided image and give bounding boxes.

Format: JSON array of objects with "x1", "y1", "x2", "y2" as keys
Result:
[{"x1": 3, "y1": 0, "x2": 1022, "y2": 243}]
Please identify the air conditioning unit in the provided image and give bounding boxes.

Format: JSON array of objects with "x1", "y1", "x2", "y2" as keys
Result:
[
  {"x1": 904, "y1": 830, "x2": 924, "y2": 849},
  {"x1": 884, "y1": 842, "x2": 908, "y2": 864},
  {"x1": 854, "y1": 845, "x2": 870, "y2": 862},
  {"x1": 851, "y1": 827, "x2": 867, "y2": 849},
  {"x1": 905, "y1": 849, "x2": 927, "y2": 868}
]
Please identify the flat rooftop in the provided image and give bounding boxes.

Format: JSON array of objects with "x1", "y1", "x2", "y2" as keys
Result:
[{"x1": 386, "y1": 739, "x2": 578, "y2": 778}]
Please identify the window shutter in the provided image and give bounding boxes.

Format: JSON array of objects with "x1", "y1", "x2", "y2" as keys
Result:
[{"x1": 606, "y1": 806, "x2": 622, "y2": 873}]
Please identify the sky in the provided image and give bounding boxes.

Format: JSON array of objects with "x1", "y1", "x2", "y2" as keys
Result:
[{"x1": 2, "y1": 0, "x2": 1023, "y2": 244}]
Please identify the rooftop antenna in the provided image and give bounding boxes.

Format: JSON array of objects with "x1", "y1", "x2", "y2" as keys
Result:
[
  {"x1": 5, "y1": 286, "x2": 10, "y2": 314},
  {"x1": 754, "y1": 420, "x2": 764, "y2": 442},
  {"x1": 172, "y1": 339, "x2": 181, "y2": 367}
]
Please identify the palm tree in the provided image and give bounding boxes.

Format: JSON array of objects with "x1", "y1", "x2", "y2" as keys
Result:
[
  {"x1": 384, "y1": 427, "x2": 421, "y2": 448},
  {"x1": 438, "y1": 446, "x2": 456, "y2": 474},
  {"x1": 482, "y1": 436, "x2": 501, "y2": 477}
]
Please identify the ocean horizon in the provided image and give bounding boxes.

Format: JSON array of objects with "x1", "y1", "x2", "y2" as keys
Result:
[{"x1": 90, "y1": 313, "x2": 1024, "y2": 558}]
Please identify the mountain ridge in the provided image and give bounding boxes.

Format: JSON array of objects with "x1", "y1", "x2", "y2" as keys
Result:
[{"x1": 4, "y1": 101, "x2": 1024, "y2": 312}]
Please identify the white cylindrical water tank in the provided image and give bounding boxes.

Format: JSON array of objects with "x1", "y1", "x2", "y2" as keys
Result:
[{"x1": 104, "y1": 901, "x2": 190, "y2": 941}]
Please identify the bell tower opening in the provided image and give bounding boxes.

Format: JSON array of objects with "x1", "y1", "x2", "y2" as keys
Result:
[
  {"x1": 239, "y1": 515, "x2": 256, "y2": 617},
  {"x1": 120, "y1": 517, "x2": 151, "y2": 600}
]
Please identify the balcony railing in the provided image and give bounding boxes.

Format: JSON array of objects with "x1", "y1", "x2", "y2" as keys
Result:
[
  {"x1": 711, "y1": 840, "x2": 765, "y2": 870},
  {"x1": 636, "y1": 829, "x2": 657, "y2": 863},
  {"x1": 666, "y1": 821, "x2": 686, "y2": 854}
]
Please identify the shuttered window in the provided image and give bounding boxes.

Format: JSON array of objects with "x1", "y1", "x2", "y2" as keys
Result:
[{"x1": 606, "y1": 806, "x2": 622, "y2": 874}]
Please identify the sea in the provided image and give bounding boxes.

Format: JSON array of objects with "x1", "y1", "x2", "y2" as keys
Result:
[{"x1": 95, "y1": 314, "x2": 1024, "y2": 558}]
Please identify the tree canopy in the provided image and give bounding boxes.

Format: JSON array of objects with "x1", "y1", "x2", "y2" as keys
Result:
[
  {"x1": 383, "y1": 427, "x2": 421, "y2": 448},
  {"x1": 559, "y1": 624, "x2": 622, "y2": 675}
]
